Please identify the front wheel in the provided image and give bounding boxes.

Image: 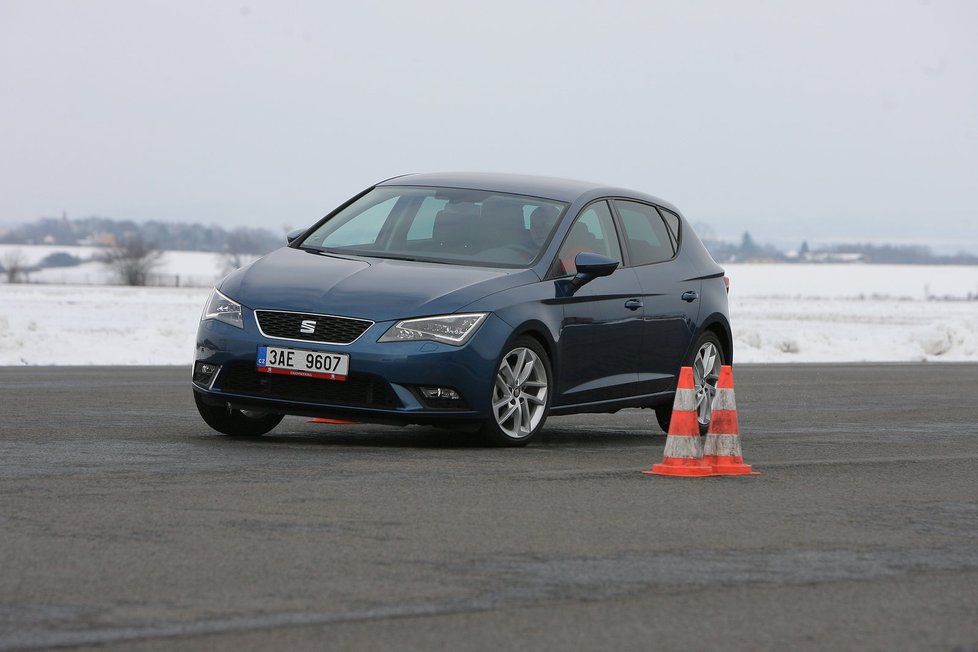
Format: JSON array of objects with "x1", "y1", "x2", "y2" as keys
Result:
[
  {"x1": 480, "y1": 337, "x2": 552, "y2": 447},
  {"x1": 194, "y1": 391, "x2": 284, "y2": 436},
  {"x1": 655, "y1": 331, "x2": 725, "y2": 434}
]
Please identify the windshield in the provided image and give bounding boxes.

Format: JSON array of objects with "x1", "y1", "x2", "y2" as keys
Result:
[{"x1": 298, "y1": 186, "x2": 567, "y2": 267}]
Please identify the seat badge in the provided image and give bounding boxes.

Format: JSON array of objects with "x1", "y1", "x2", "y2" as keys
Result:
[{"x1": 299, "y1": 319, "x2": 317, "y2": 334}]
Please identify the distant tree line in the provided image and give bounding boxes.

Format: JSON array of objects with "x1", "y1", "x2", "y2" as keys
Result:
[
  {"x1": 701, "y1": 231, "x2": 785, "y2": 263},
  {"x1": 699, "y1": 229, "x2": 978, "y2": 265},
  {"x1": 4, "y1": 216, "x2": 976, "y2": 270},
  {"x1": 0, "y1": 216, "x2": 289, "y2": 286},
  {"x1": 0, "y1": 215, "x2": 282, "y2": 255}
]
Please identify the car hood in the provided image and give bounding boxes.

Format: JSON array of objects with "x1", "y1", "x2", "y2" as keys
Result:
[{"x1": 220, "y1": 247, "x2": 535, "y2": 322}]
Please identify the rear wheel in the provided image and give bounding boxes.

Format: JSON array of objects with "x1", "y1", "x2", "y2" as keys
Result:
[
  {"x1": 480, "y1": 337, "x2": 551, "y2": 447},
  {"x1": 194, "y1": 391, "x2": 284, "y2": 436},
  {"x1": 655, "y1": 331, "x2": 725, "y2": 434}
]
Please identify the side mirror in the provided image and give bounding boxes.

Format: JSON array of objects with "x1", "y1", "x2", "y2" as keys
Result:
[
  {"x1": 556, "y1": 252, "x2": 620, "y2": 297},
  {"x1": 286, "y1": 228, "x2": 306, "y2": 245},
  {"x1": 572, "y1": 252, "x2": 619, "y2": 288}
]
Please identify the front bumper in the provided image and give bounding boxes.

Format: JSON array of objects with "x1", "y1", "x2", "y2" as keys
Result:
[{"x1": 192, "y1": 309, "x2": 512, "y2": 425}]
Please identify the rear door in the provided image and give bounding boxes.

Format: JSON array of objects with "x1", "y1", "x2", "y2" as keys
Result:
[{"x1": 611, "y1": 200, "x2": 700, "y2": 395}]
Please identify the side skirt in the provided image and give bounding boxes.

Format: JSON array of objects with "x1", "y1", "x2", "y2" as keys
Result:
[{"x1": 548, "y1": 391, "x2": 674, "y2": 417}]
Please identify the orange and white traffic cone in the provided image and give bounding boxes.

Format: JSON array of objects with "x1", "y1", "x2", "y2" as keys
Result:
[
  {"x1": 643, "y1": 366, "x2": 715, "y2": 477},
  {"x1": 703, "y1": 365, "x2": 759, "y2": 476}
]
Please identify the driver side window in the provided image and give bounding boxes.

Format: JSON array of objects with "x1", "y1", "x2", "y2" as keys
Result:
[{"x1": 554, "y1": 201, "x2": 622, "y2": 275}]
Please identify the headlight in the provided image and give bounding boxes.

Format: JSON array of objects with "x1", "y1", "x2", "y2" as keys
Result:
[
  {"x1": 202, "y1": 288, "x2": 244, "y2": 329},
  {"x1": 378, "y1": 313, "x2": 488, "y2": 346}
]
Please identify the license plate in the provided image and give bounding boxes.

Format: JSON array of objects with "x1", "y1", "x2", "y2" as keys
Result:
[{"x1": 257, "y1": 345, "x2": 349, "y2": 381}]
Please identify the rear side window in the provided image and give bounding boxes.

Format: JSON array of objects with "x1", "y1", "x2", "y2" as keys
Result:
[{"x1": 613, "y1": 200, "x2": 677, "y2": 265}]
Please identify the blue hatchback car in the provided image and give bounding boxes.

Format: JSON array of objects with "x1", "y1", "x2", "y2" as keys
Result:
[{"x1": 193, "y1": 173, "x2": 732, "y2": 446}]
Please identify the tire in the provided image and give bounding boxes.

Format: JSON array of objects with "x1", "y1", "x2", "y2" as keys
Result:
[
  {"x1": 655, "y1": 331, "x2": 725, "y2": 435},
  {"x1": 480, "y1": 336, "x2": 552, "y2": 447},
  {"x1": 193, "y1": 391, "x2": 284, "y2": 436},
  {"x1": 654, "y1": 405, "x2": 672, "y2": 434}
]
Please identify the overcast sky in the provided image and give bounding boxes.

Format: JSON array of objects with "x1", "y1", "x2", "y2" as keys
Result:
[{"x1": 2, "y1": 1, "x2": 977, "y2": 252}]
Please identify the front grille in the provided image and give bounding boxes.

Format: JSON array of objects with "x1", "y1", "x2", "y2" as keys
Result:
[
  {"x1": 255, "y1": 310, "x2": 372, "y2": 344},
  {"x1": 218, "y1": 362, "x2": 398, "y2": 408}
]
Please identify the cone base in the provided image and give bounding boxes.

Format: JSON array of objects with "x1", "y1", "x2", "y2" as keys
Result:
[
  {"x1": 704, "y1": 455, "x2": 759, "y2": 476},
  {"x1": 714, "y1": 462, "x2": 760, "y2": 476},
  {"x1": 644, "y1": 460, "x2": 716, "y2": 477}
]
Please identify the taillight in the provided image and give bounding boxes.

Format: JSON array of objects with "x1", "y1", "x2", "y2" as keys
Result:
[{"x1": 723, "y1": 276, "x2": 730, "y2": 294}]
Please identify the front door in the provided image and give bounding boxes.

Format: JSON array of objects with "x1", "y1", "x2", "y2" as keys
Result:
[{"x1": 552, "y1": 201, "x2": 644, "y2": 406}]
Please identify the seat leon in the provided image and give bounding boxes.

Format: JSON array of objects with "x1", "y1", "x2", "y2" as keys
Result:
[{"x1": 192, "y1": 172, "x2": 732, "y2": 446}]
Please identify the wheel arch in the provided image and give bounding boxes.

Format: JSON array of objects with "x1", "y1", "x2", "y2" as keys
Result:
[
  {"x1": 700, "y1": 313, "x2": 733, "y2": 365},
  {"x1": 509, "y1": 322, "x2": 556, "y2": 365}
]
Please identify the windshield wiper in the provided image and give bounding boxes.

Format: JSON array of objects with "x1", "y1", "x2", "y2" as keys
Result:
[
  {"x1": 301, "y1": 247, "x2": 373, "y2": 263},
  {"x1": 304, "y1": 247, "x2": 464, "y2": 265}
]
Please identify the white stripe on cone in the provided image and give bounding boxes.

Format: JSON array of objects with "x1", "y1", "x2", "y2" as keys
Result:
[
  {"x1": 703, "y1": 433, "x2": 743, "y2": 458},
  {"x1": 663, "y1": 434, "x2": 705, "y2": 459}
]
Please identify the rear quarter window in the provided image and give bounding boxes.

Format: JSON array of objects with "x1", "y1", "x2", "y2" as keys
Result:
[{"x1": 658, "y1": 208, "x2": 681, "y2": 252}]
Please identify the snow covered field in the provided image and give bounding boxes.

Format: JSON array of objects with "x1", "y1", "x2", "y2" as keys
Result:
[
  {"x1": 727, "y1": 264, "x2": 978, "y2": 363},
  {"x1": 0, "y1": 258, "x2": 976, "y2": 365}
]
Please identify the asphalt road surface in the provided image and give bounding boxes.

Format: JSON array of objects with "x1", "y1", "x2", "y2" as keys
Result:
[{"x1": 1, "y1": 364, "x2": 977, "y2": 651}]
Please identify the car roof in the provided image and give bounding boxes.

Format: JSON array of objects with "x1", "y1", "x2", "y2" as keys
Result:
[{"x1": 376, "y1": 172, "x2": 680, "y2": 212}]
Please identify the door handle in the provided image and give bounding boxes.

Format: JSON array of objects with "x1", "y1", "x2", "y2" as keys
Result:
[
  {"x1": 624, "y1": 299, "x2": 643, "y2": 311},
  {"x1": 681, "y1": 291, "x2": 698, "y2": 302}
]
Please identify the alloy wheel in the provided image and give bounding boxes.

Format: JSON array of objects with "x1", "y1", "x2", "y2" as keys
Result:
[
  {"x1": 491, "y1": 346, "x2": 549, "y2": 440},
  {"x1": 692, "y1": 341, "x2": 721, "y2": 426}
]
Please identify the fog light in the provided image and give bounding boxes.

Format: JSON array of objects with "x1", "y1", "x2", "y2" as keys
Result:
[
  {"x1": 193, "y1": 362, "x2": 219, "y2": 386},
  {"x1": 418, "y1": 386, "x2": 461, "y2": 400}
]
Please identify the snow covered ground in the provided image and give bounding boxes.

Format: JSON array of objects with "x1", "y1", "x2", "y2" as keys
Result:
[
  {"x1": 1, "y1": 284, "x2": 210, "y2": 366},
  {"x1": 0, "y1": 255, "x2": 976, "y2": 365},
  {"x1": 726, "y1": 264, "x2": 978, "y2": 363}
]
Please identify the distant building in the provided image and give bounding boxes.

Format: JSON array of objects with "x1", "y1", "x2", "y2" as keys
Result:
[{"x1": 809, "y1": 252, "x2": 865, "y2": 263}]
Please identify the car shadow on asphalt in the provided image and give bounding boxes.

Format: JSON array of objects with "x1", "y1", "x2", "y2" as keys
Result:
[{"x1": 197, "y1": 417, "x2": 662, "y2": 450}]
